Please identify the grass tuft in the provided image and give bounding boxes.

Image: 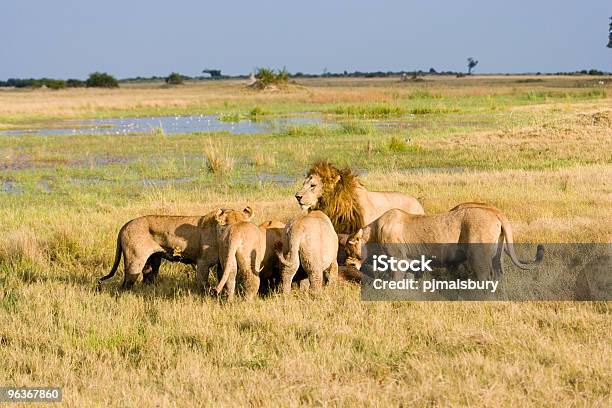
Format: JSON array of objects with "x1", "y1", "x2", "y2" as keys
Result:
[
  {"x1": 330, "y1": 104, "x2": 405, "y2": 117},
  {"x1": 203, "y1": 140, "x2": 234, "y2": 174},
  {"x1": 388, "y1": 136, "x2": 408, "y2": 152},
  {"x1": 249, "y1": 106, "x2": 269, "y2": 119},
  {"x1": 338, "y1": 121, "x2": 373, "y2": 135},
  {"x1": 218, "y1": 112, "x2": 241, "y2": 122}
]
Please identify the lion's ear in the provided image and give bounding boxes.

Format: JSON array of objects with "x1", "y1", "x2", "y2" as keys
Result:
[
  {"x1": 353, "y1": 229, "x2": 364, "y2": 241},
  {"x1": 215, "y1": 209, "x2": 225, "y2": 224},
  {"x1": 347, "y1": 230, "x2": 360, "y2": 245},
  {"x1": 337, "y1": 234, "x2": 349, "y2": 246},
  {"x1": 243, "y1": 206, "x2": 254, "y2": 221}
]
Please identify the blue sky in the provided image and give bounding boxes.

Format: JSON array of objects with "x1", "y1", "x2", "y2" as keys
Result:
[{"x1": 1, "y1": 0, "x2": 610, "y2": 79}]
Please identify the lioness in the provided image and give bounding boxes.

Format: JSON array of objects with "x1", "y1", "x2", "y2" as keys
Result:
[
  {"x1": 97, "y1": 207, "x2": 254, "y2": 290},
  {"x1": 295, "y1": 161, "x2": 424, "y2": 234},
  {"x1": 215, "y1": 217, "x2": 266, "y2": 301},
  {"x1": 275, "y1": 210, "x2": 339, "y2": 293},
  {"x1": 345, "y1": 204, "x2": 544, "y2": 281}
]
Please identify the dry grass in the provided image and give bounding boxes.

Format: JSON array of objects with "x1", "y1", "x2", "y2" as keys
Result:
[
  {"x1": 203, "y1": 140, "x2": 235, "y2": 174},
  {"x1": 251, "y1": 151, "x2": 276, "y2": 167},
  {"x1": 0, "y1": 77, "x2": 611, "y2": 406}
]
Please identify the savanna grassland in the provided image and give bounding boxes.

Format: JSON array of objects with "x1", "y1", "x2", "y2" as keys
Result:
[{"x1": 0, "y1": 76, "x2": 611, "y2": 406}]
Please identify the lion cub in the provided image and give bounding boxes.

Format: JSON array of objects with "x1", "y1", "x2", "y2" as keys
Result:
[
  {"x1": 215, "y1": 212, "x2": 266, "y2": 301},
  {"x1": 275, "y1": 210, "x2": 339, "y2": 293}
]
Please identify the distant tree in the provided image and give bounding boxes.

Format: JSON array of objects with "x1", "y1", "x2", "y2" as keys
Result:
[
  {"x1": 165, "y1": 72, "x2": 184, "y2": 85},
  {"x1": 467, "y1": 57, "x2": 478, "y2": 75},
  {"x1": 66, "y1": 79, "x2": 85, "y2": 88},
  {"x1": 86, "y1": 72, "x2": 118, "y2": 88},
  {"x1": 41, "y1": 78, "x2": 66, "y2": 90},
  {"x1": 202, "y1": 69, "x2": 222, "y2": 78},
  {"x1": 608, "y1": 17, "x2": 612, "y2": 48}
]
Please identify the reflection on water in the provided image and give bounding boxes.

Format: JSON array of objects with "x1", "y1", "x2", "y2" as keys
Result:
[{"x1": 1, "y1": 115, "x2": 322, "y2": 136}]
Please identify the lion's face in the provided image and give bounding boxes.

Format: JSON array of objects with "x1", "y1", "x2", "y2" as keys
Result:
[
  {"x1": 215, "y1": 207, "x2": 253, "y2": 228},
  {"x1": 344, "y1": 229, "x2": 364, "y2": 268},
  {"x1": 295, "y1": 174, "x2": 323, "y2": 210},
  {"x1": 295, "y1": 174, "x2": 325, "y2": 210},
  {"x1": 345, "y1": 256, "x2": 362, "y2": 270}
]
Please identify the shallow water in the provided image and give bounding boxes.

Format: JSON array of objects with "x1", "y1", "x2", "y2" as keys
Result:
[
  {"x1": 0, "y1": 168, "x2": 470, "y2": 195},
  {"x1": 0, "y1": 181, "x2": 22, "y2": 193},
  {"x1": 0, "y1": 173, "x2": 299, "y2": 194},
  {"x1": 0, "y1": 115, "x2": 322, "y2": 136}
]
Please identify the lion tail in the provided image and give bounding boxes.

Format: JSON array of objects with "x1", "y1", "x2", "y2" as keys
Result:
[
  {"x1": 499, "y1": 215, "x2": 544, "y2": 270},
  {"x1": 275, "y1": 234, "x2": 300, "y2": 271},
  {"x1": 216, "y1": 239, "x2": 239, "y2": 295},
  {"x1": 97, "y1": 234, "x2": 122, "y2": 286}
]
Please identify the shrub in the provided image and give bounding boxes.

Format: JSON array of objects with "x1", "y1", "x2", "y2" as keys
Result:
[
  {"x1": 86, "y1": 72, "x2": 119, "y2": 88},
  {"x1": 251, "y1": 67, "x2": 289, "y2": 89},
  {"x1": 165, "y1": 72, "x2": 184, "y2": 85}
]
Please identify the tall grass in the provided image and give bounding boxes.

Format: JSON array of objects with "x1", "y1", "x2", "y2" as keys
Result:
[
  {"x1": 330, "y1": 104, "x2": 405, "y2": 117},
  {"x1": 203, "y1": 140, "x2": 234, "y2": 174},
  {"x1": 407, "y1": 90, "x2": 442, "y2": 99},
  {"x1": 388, "y1": 136, "x2": 408, "y2": 152},
  {"x1": 338, "y1": 121, "x2": 373, "y2": 135}
]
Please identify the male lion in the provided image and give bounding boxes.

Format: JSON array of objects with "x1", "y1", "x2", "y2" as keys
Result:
[
  {"x1": 97, "y1": 207, "x2": 253, "y2": 290},
  {"x1": 275, "y1": 211, "x2": 339, "y2": 293},
  {"x1": 344, "y1": 203, "x2": 544, "y2": 281},
  {"x1": 295, "y1": 161, "x2": 424, "y2": 234},
  {"x1": 215, "y1": 218, "x2": 266, "y2": 301}
]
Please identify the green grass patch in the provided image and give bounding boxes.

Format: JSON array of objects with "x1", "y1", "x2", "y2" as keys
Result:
[
  {"x1": 338, "y1": 121, "x2": 374, "y2": 135},
  {"x1": 407, "y1": 90, "x2": 442, "y2": 99},
  {"x1": 249, "y1": 106, "x2": 269, "y2": 119},
  {"x1": 330, "y1": 104, "x2": 405, "y2": 117},
  {"x1": 218, "y1": 112, "x2": 241, "y2": 122}
]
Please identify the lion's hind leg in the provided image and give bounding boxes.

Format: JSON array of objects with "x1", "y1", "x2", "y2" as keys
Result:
[
  {"x1": 324, "y1": 260, "x2": 338, "y2": 286},
  {"x1": 122, "y1": 248, "x2": 158, "y2": 290}
]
